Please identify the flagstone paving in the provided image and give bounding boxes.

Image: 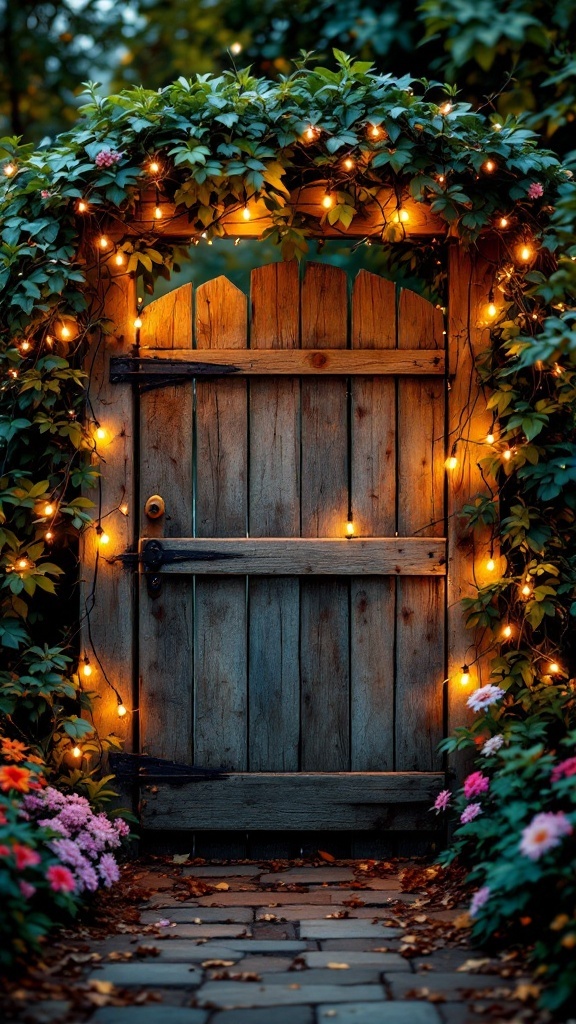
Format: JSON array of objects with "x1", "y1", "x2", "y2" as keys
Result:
[{"x1": 3, "y1": 859, "x2": 544, "y2": 1024}]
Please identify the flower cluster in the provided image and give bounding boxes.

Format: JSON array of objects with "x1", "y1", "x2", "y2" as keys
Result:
[{"x1": 94, "y1": 148, "x2": 123, "y2": 168}]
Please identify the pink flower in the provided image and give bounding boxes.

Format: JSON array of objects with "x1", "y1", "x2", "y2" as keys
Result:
[
  {"x1": 466, "y1": 684, "x2": 506, "y2": 713},
  {"x1": 19, "y1": 880, "x2": 36, "y2": 899},
  {"x1": 99, "y1": 853, "x2": 120, "y2": 887},
  {"x1": 528, "y1": 182, "x2": 544, "y2": 199},
  {"x1": 463, "y1": 771, "x2": 490, "y2": 799},
  {"x1": 519, "y1": 812, "x2": 573, "y2": 860},
  {"x1": 432, "y1": 789, "x2": 451, "y2": 813},
  {"x1": 94, "y1": 149, "x2": 123, "y2": 168},
  {"x1": 12, "y1": 844, "x2": 41, "y2": 870},
  {"x1": 551, "y1": 756, "x2": 576, "y2": 782},
  {"x1": 470, "y1": 885, "x2": 490, "y2": 917},
  {"x1": 41, "y1": 189, "x2": 51, "y2": 198},
  {"x1": 0, "y1": 844, "x2": 11, "y2": 857},
  {"x1": 481, "y1": 735, "x2": 504, "y2": 756},
  {"x1": 460, "y1": 803, "x2": 482, "y2": 824},
  {"x1": 113, "y1": 817, "x2": 130, "y2": 837},
  {"x1": 46, "y1": 864, "x2": 76, "y2": 892}
]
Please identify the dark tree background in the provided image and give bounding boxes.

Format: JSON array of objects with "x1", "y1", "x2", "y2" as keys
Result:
[{"x1": 1, "y1": 0, "x2": 574, "y2": 155}]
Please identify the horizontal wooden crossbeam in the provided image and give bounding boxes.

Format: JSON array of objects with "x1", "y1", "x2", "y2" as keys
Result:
[
  {"x1": 137, "y1": 537, "x2": 447, "y2": 576},
  {"x1": 141, "y1": 772, "x2": 446, "y2": 831}
]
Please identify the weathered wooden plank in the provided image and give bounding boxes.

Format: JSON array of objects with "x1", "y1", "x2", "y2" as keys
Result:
[
  {"x1": 111, "y1": 188, "x2": 445, "y2": 242},
  {"x1": 141, "y1": 773, "x2": 446, "y2": 831},
  {"x1": 447, "y1": 243, "x2": 496, "y2": 784},
  {"x1": 134, "y1": 348, "x2": 445, "y2": 375},
  {"x1": 139, "y1": 537, "x2": 447, "y2": 575},
  {"x1": 249, "y1": 263, "x2": 300, "y2": 771},
  {"x1": 300, "y1": 263, "x2": 350, "y2": 772},
  {"x1": 350, "y1": 271, "x2": 397, "y2": 771},
  {"x1": 81, "y1": 265, "x2": 136, "y2": 751},
  {"x1": 396, "y1": 289, "x2": 446, "y2": 771},
  {"x1": 194, "y1": 276, "x2": 248, "y2": 771},
  {"x1": 138, "y1": 284, "x2": 194, "y2": 762}
]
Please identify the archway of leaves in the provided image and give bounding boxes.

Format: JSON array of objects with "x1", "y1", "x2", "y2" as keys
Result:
[{"x1": 0, "y1": 55, "x2": 574, "y2": 776}]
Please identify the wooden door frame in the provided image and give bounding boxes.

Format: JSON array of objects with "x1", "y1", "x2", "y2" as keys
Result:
[{"x1": 82, "y1": 223, "x2": 495, "y2": 790}]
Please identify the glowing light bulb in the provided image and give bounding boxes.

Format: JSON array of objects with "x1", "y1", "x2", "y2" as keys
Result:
[
  {"x1": 134, "y1": 316, "x2": 143, "y2": 329},
  {"x1": 345, "y1": 520, "x2": 355, "y2": 537},
  {"x1": 230, "y1": 41, "x2": 242, "y2": 55},
  {"x1": 437, "y1": 174, "x2": 445, "y2": 184},
  {"x1": 440, "y1": 102, "x2": 452, "y2": 115},
  {"x1": 60, "y1": 324, "x2": 71, "y2": 340},
  {"x1": 549, "y1": 661, "x2": 560, "y2": 674},
  {"x1": 322, "y1": 194, "x2": 334, "y2": 210},
  {"x1": 3, "y1": 162, "x2": 16, "y2": 177},
  {"x1": 43, "y1": 503, "x2": 54, "y2": 516},
  {"x1": 499, "y1": 217, "x2": 509, "y2": 229},
  {"x1": 117, "y1": 702, "x2": 127, "y2": 718},
  {"x1": 486, "y1": 558, "x2": 496, "y2": 572},
  {"x1": 460, "y1": 665, "x2": 470, "y2": 686},
  {"x1": 9, "y1": 369, "x2": 18, "y2": 379},
  {"x1": 82, "y1": 662, "x2": 92, "y2": 678},
  {"x1": 18, "y1": 558, "x2": 28, "y2": 570},
  {"x1": 502, "y1": 624, "x2": 512, "y2": 639},
  {"x1": 304, "y1": 125, "x2": 318, "y2": 142},
  {"x1": 486, "y1": 432, "x2": 495, "y2": 445},
  {"x1": 154, "y1": 205, "x2": 162, "y2": 220},
  {"x1": 45, "y1": 530, "x2": 53, "y2": 541},
  {"x1": 71, "y1": 745, "x2": 82, "y2": 758},
  {"x1": 394, "y1": 208, "x2": 410, "y2": 223},
  {"x1": 445, "y1": 455, "x2": 458, "y2": 471},
  {"x1": 343, "y1": 157, "x2": 355, "y2": 171},
  {"x1": 149, "y1": 160, "x2": 160, "y2": 174},
  {"x1": 486, "y1": 302, "x2": 497, "y2": 319},
  {"x1": 98, "y1": 235, "x2": 109, "y2": 250},
  {"x1": 115, "y1": 252, "x2": 125, "y2": 266},
  {"x1": 503, "y1": 449, "x2": 512, "y2": 461},
  {"x1": 521, "y1": 583, "x2": 532, "y2": 597},
  {"x1": 95, "y1": 426, "x2": 106, "y2": 441},
  {"x1": 242, "y1": 205, "x2": 251, "y2": 220},
  {"x1": 20, "y1": 340, "x2": 31, "y2": 353},
  {"x1": 99, "y1": 532, "x2": 110, "y2": 546},
  {"x1": 493, "y1": 123, "x2": 502, "y2": 131},
  {"x1": 369, "y1": 124, "x2": 383, "y2": 139},
  {"x1": 77, "y1": 200, "x2": 88, "y2": 213},
  {"x1": 519, "y1": 245, "x2": 533, "y2": 262},
  {"x1": 483, "y1": 159, "x2": 496, "y2": 173},
  {"x1": 119, "y1": 503, "x2": 129, "y2": 516}
]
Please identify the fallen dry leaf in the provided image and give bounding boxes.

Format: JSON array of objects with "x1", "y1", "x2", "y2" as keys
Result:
[
  {"x1": 318, "y1": 850, "x2": 336, "y2": 863},
  {"x1": 456, "y1": 958, "x2": 492, "y2": 973},
  {"x1": 214, "y1": 882, "x2": 230, "y2": 891},
  {"x1": 201, "y1": 959, "x2": 236, "y2": 968},
  {"x1": 172, "y1": 854, "x2": 190, "y2": 864},
  {"x1": 89, "y1": 980, "x2": 115, "y2": 995},
  {"x1": 326, "y1": 962, "x2": 350, "y2": 970}
]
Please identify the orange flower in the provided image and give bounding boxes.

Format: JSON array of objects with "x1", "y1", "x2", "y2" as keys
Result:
[
  {"x1": 0, "y1": 765, "x2": 32, "y2": 793},
  {"x1": 0, "y1": 738, "x2": 28, "y2": 763}
]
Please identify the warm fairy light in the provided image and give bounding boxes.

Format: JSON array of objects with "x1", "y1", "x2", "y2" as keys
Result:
[
  {"x1": 60, "y1": 324, "x2": 71, "y2": 340},
  {"x1": 521, "y1": 582, "x2": 532, "y2": 597},
  {"x1": 343, "y1": 157, "x2": 355, "y2": 171},
  {"x1": 117, "y1": 702, "x2": 127, "y2": 718},
  {"x1": 499, "y1": 217, "x2": 509, "y2": 229},
  {"x1": 154, "y1": 205, "x2": 162, "y2": 220},
  {"x1": 483, "y1": 159, "x2": 496, "y2": 173},
  {"x1": 77, "y1": 200, "x2": 89, "y2": 213},
  {"x1": 368, "y1": 124, "x2": 384, "y2": 139},
  {"x1": 502, "y1": 624, "x2": 512, "y2": 639},
  {"x1": 322, "y1": 194, "x2": 334, "y2": 210},
  {"x1": 493, "y1": 123, "x2": 502, "y2": 131},
  {"x1": 95, "y1": 426, "x2": 106, "y2": 440},
  {"x1": 20, "y1": 339, "x2": 31, "y2": 353},
  {"x1": 45, "y1": 530, "x2": 53, "y2": 541},
  {"x1": 242, "y1": 205, "x2": 251, "y2": 220},
  {"x1": 43, "y1": 502, "x2": 54, "y2": 516},
  {"x1": 18, "y1": 558, "x2": 29, "y2": 570},
  {"x1": 134, "y1": 316, "x2": 143, "y2": 329},
  {"x1": 438, "y1": 174, "x2": 445, "y2": 184},
  {"x1": 549, "y1": 661, "x2": 560, "y2": 674},
  {"x1": 445, "y1": 455, "x2": 458, "y2": 471},
  {"x1": 304, "y1": 125, "x2": 318, "y2": 142},
  {"x1": 230, "y1": 41, "x2": 242, "y2": 55},
  {"x1": 554, "y1": 363, "x2": 563, "y2": 376},
  {"x1": 98, "y1": 235, "x2": 109, "y2": 250},
  {"x1": 71, "y1": 746, "x2": 82, "y2": 758},
  {"x1": 503, "y1": 449, "x2": 512, "y2": 461},
  {"x1": 519, "y1": 244, "x2": 533, "y2": 262},
  {"x1": 3, "y1": 162, "x2": 16, "y2": 177},
  {"x1": 486, "y1": 557, "x2": 496, "y2": 572},
  {"x1": 486, "y1": 302, "x2": 497, "y2": 319},
  {"x1": 99, "y1": 532, "x2": 110, "y2": 546},
  {"x1": 486, "y1": 432, "x2": 495, "y2": 445},
  {"x1": 119, "y1": 503, "x2": 129, "y2": 516},
  {"x1": 394, "y1": 208, "x2": 410, "y2": 223},
  {"x1": 460, "y1": 665, "x2": 470, "y2": 686},
  {"x1": 148, "y1": 160, "x2": 160, "y2": 174},
  {"x1": 9, "y1": 368, "x2": 18, "y2": 379},
  {"x1": 440, "y1": 101, "x2": 452, "y2": 114},
  {"x1": 115, "y1": 252, "x2": 125, "y2": 266},
  {"x1": 82, "y1": 661, "x2": 93, "y2": 678},
  {"x1": 345, "y1": 520, "x2": 355, "y2": 537}
]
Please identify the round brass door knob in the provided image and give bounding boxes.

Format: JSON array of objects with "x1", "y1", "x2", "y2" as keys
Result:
[{"x1": 145, "y1": 494, "x2": 165, "y2": 519}]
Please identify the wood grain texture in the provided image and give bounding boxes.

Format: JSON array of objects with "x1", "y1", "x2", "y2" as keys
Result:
[
  {"x1": 300, "y1": 263, "x2": 350, "y2": 772},
  {"x1": 447, "y1": 243, "x2": 496, "y2": 784},
  {"x1": 139, "y1": 537, "x2": 447, "y2": 574},
  {"x1": 141, "y1": 772, "x2": 445, "y2": 831},
  {"x1": 396, "y1": 288, "x2": 446, "y2": 771},
  {"x1": 350, "y1": 271, "x2": 396, "y2": 771},
  {"x1": 138, "y1": 284, "x2": 194, "y2": 762},
  {"x1": 138, "y1": 348, "x2": 445, "y2": 374},
  {"x1": 249, "y1": 263, "x2": 300, "y2": 770},
  {"x1": 81, "y1": 266, "x2": 136, "y2": 750},
  {"x1": 194, "y1": 277, "x2": 248, "y2": 770}
]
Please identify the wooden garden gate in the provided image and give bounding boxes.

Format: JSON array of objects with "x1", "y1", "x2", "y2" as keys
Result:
[{"x1": 86, "y1": 235, "x2": 494, "y2": 843}]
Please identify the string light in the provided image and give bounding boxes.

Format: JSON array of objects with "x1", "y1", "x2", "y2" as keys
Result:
[
  {"x1": 117, "y1": 702, "x2": 127, "y2": 718},
  {"x1": 45, "y1": 530, "x2": 53, "y2": 541},
  {"x1": 99, "y1": 531, "x2": 110, "y2": 546},
  {"x1": 154, "y1": 205, "x2": 162, "y2": 220},
  {"x1": 148, "y1": 160, "x2": 160, "y2": 174},
  {"x1": 9, "y1": 368, "x2": 18, "y2": 379},
  {"x1": 242, "y1": 205, "x2": 251, "y2": 220},
  {"x1": 230, "y1": 41, "x2": 242, "y2": 55},
  {"x1": 322, "y1": 193, "x2": 334, "y2": 210},
  {"x1": 440, "y1": 101, "x2": 452, "y2": 114},
  {"x1": 18, "y1": 558, "x2": 29, "y2": 570},
  {"x1": 499, "y1": 217, "x2": 509, "y2": 229},
  {"x1": 71, "y1": 745, "x2": 82, "y2": 758},
  {"x1": 519, "y1": 244, "x2": 533, "y2": 262},
  {"x1": 77, "y1": 200, "x2": 89, "y2": 213},
  {"x1": 486, "y1": 557, "x2": 496, "y2": 572},
  {"x1": 486, "y1": 432, "x2": 495, "y2": 445},
  {"x1": 368, "y1": 124, "x2": 384, "y2": 139},
  {"x1": 437, "y1": 174, "x2": 446, "y2": 184},
  {"x1": 483, "y1": 159, "x2": 496, "y2": 173},
  {"x1": 3, "y1": 162, "x2": 16, "y2": 177},
  {"x1": 521, "y1": 581, "x2": 532, "y2": 597},
  {"x1": 95, "y1": 426, "x2": 106, "y2": 441},
  {"x1": 60, "y1": 324, "x2": 71, "y2": 340},
  {"x1": 115, "y1": 252, "x2": 125, "y2": 266},
  {"x1": 393, "y1": 208, "x2": 410, "y2": 223},
  {"x1": 549, "y1": 661, "x2": 560, "y2": 674},
  {"x1": 445, "y1": 453, "x2": 458, "y2": 471},
  {"x1": 503, "y1": 448, "x2": 513, "y2": 461},
  {"x1": 502, "y1": 624, "x2": 512, "y2": 639},
  {"x1": 486, "y1": 288, "x2": 497, "y2": 319},
  {"x1": 304, "y1": 125, "x2": 319, "y2": 142},
  {"x1": 460, "y1": 665, "x2": 470, "y2": 686},
  {"x1": 345, "y1": 520, "x2": 355, "y2": 537},
  {"x1": 82, "y1": 660, "x2": 93, "y2": 678},
  {"x1": 134, "y1": 316, "x2": 143, "y2": 329},
  {"x1": 43, "y1": 502, "x2": 54, "y2": 516},
  {"x1": 98, "y1": 235, "x2": 109, "y2": 250},
  {"x1": 343, "y1": 157, "x2": 355, "y2": 171}
]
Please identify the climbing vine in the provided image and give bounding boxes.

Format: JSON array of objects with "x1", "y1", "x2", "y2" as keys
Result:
[{"x1": 0, "y1": 52, "x2": 575, "y2": 781}]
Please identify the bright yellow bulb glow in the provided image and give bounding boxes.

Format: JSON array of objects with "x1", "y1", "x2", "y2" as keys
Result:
[
  {"x1": 521, "y1": 583, "x2": 532, "y2": 597},
  {"x1": 82, "y1": 662, "x2": 93, "y2": 678},
  {"x1": 95, "y1": 427, "x2": 106, "y2": 442},
  {"x1": 369, "y1": 124, "x2": 383, "y2": 139},
  {"x1": 9, "y1": 369, "x2": 18, "y2": 379},
  {"x1": 149, "y1": 160, "x2": 160, "y2": 174},
  {"x1": 18, "y1": 558, "x2": 28, "y2": 570},
  {"x1": 230, "y1": 41, "x2": 242, "y2": 55},
  {"x1": 520, "y1": 245, "x2": 532, "y2": 262},
  {"x1": 502, "y1": 624, "x2": 512, "y2": 639},
  {"x1": 134, "y1": 316, "x2": 143, "y2": 329},
  {"x1": 487, "y1": 302, "x2": 497, "y2": 319},
  {"x1": 242, "y1": 206, "x2": 251, "y2": 220},
  {"x1": 440, "y1": 102, "x2": 452, "y2": 114},
  {"x1": 43, "y1": 503, "x2": 54, "y2": 516},
  {"x1": 3, "y1": 162, "x2": 16, "y2": 177},
  {"x1": 71, "y1": 745, "x2": 82, "y2": 758},
  {"x1": 77, "y1": 200, "x2": 88, "y2": 213},
  {"x1": 45, "y1": 530, "x2": 53, "y2": 541},
  {"x1": 98, "y1": 236, "x2": 109, "y2": 250},
  {"x1": 483, "y1": 159, "x2": 496, "y2": 173},
  {"x1": 305, "y1": 126, "x2": 317, "y2": 142},
  {"x1": 117, "y1": 703, "x2": 127, "y2": 718},
  {"x1": 60, "y1": 325, "x2": 71, "y2": 340},
  {"x1": 486, "y1": 433, "x2": 495, "y2": 445},
  {"x1": 499, "y1": 217, "x2": 509, "y2": 229},
  {"x1": 20, "y1": 340, "x2": 31, "y2": 352},
  {"x1": 503, "y1": 449, "x2": 512, "y2": 461},
  {"x1": 393, "y1": 208, "x2": 409, "y2": 223},
  {"x1": 549, "y1": 661, "x2": 560, "y2": 674},
  {"x1": 460, "y1": 666, "x2": 470, "y2": 686},
  {"x1": 438, "y1": 174, "x2": 445, "y2": 184},
  {"x1": 322, "y1": 194, "x2": 334, "y2": 209},
  {"x1": 345, "y1": 520, "x2": 355, "y2": 537},
  {"x1": 99, "y1": 532, "x2": 110, "y2": 546},
  {"x1": 486, "y1": 558, "x2": 496, "y2": 572},
  {"x1": 115, "y1": 252, "x2": 125, "y2": 266},
  {"x1": 154, "y1": 205, "x2": 162, "y2": 220},
  {"x1": 343, "y1": 157, "x2": 355, "y2": 171},
  {"x1": 445, "y1": 455, "x2": 458, "y2": 471}
]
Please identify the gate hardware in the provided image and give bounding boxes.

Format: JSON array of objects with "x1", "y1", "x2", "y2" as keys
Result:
[
  {"x1": 110, "y1": 356, "x2": 239, "y2": 391},
  {"x1": 109, "y1": 752, "x2": 228, "y2": 785},
  {"x1": 117, "y1": 539, "x2": 243, "y2": 598},
  {"x1": 145, "y1": 494, "x2": 165, "y2": 519}
]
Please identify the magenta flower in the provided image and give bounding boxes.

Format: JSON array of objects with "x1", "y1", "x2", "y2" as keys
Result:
[
  {"x1": 40, "y1": 189, "x2": 51, "y2": 198},
  {"x1": 519, "y1": 812, "x2": 573, "y2": 860},
  {"x1": 432, "y1": 789, "x2": 451, "y2": 813},
  {"x1": 463, "y1": 771, "x2": 490, "y2": 799},
  {"x1": 470, "y1": 885, "x2": 490, "y2": 917},
  {"x1": 47, "y1": 864, "x2": 76, "y2": 893},
  {"x1": 466, "y1": 684, "x2": 506, "y2": 713},
  {"x1": 551, "y1": 756, "x2": 576, "y2": 782},
  {"x1": 99, "y1": 853, "x2": 120, "y2": 887},
  {"x1": 19, "y1": 880, "x2": 36, "y2": 899},
  {"x1": 460, "y1": 803, "x2": 482, "y2": 824},
  {"x1": 95, "y1": 149, "x2": 123, "y2": 168},
  {"x1": 527, "y1": 182, "x2": 544, "y2": 199}
]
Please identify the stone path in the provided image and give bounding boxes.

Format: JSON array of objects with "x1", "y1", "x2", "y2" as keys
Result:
[{"x1": 6, "y1": 860, "x2": 540, "y2": 1024}]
